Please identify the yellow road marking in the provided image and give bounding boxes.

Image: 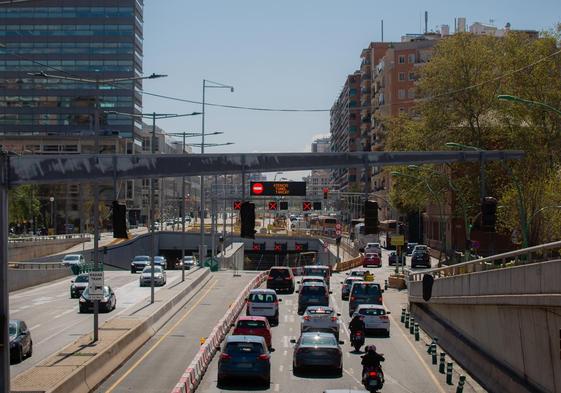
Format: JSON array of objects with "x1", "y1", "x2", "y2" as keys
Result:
[
  {"x1": 105, "y1": 279, "x2": 218, "y2": 393},
  {"x1": 389, "y1": 313, "x2": 447, "y2": 393}
]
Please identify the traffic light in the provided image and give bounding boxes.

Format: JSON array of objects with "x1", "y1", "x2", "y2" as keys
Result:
[
  {"x1": 323, "y1": 187, "x2": 329, "y2": 200},
  {"x1": 268, "y1": 201, "x2": 277, "y2": 210},
  {"x1": 481, "y1": 197, "x2": 498, "y2": 231},
  {"x1": 279, "y1": 201, "x2": 289, "y2": 210},
  {"x1": 233, "y1": 201, "x2": 242, "y2": 210},
  {"x1": 364, "y1": 200, "x2": 379, "y2": 235},
  {"x1": 112, "y1": 201, "x2": 128, "y2": 239},
  {"x1": 302, "y1": 201, "x2": 312, "y2": 211},
  {"x1": 313, "y1": 202, "x2": 322, "y2": 211},
  {"x1": 295, "y1": 242, "x2": 308, "y2": 252},
  {"x1": 252, "y1": 242, "x2": 265, "y2": 252},
  {"x1": 240, "y1": 201, "x2": 256, "y2": 239},
  {"x1": 274, "y1": 242, "x2": 287, "y2": 253}
]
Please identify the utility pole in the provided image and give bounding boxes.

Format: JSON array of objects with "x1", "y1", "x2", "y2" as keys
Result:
[
  {"x1": 0, "y1": 153, "x2": 9, "y2": 393},
  {"x1": 150, "y1": 113, "x2": 156, "y2": 304},
  {"x1": 181, "y1": 133, "x2": 186, "y2": 282}
]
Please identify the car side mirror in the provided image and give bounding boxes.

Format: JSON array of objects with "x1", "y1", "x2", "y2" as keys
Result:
[
  {"x1": 70, "y1": 280, "x2": 74, "y2": 283},
  {"x1": 337, "y1": 313, "x2": 341, "y2": 317},
  {"x1": 290, "y1": 339, "x2": 296, "y2": 344},
  {"x1": 340, "y1": 281, "x2": 343, "y2": 284},
  {"x1": 329, "y1": 291, "x2": 333, "y2": 294},
  {"x1": 295, "y1": 290, "x2": 299, "y2": 293},
  {"x1": 269, "y1": 347, "x2": 276, "y2": 352},
  {"x1": 386, "y1": 311, "x2": 391, "y2": 315},
  {"x1": 278, "y1": 298, "x2": 282, "y2": 302},
  {"x1": 338, "y1": 340, "x2": 345, "y2": 345}
]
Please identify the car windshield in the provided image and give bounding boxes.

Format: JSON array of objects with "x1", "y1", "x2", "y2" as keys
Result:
[
  {"x1": 307, "y1": 307, "x2": 333, "y2": 315},
  {"x1": 350, "y1": 271, "x2": 367, "y2": 277},
  {"x1": 154, "y1": 256, "x2": 164, "y2": 261},
  {"x1": 133, "y1": 256, "x2": 149, "y2": 262},
  {"x1": 359, "y1": 308, "x2": 386, "y2": 316},
  {"x1": 301, "y1": 335, "x2": 337, "y2": 346},
  {"x1": 249, "y1": 293, "x2": 277, "y2": 303},
  {"x1": 75, "y1": 275, "x2": 89, "y2": 283},
  {"x1": 301, "y1": 286, "x2": 326, "y2": 295},
  {"x1": 64, "y1": 255, "x2": 80, "y2": 260},
  {"x1": 351, "y1": 283, "x2": 381, "y2": 295},
  {"x1": 226, "y1": 342, "x2": 263, "y2": 354},
  {"x1": 237, "y1": 320, "x2": 266, "y2": 328},
  {"x1": 142, "y1": 266, "x2": 162, "y2": 273},
  {"x1": 365, "y1": 253, "x2": 378, "y2": 258},
  {"x1": 9, "y1": 321, "x2": 16, "y2": 335},
  {"x1": 183, "y1": 256, "x2": 194, "y2": 261}
]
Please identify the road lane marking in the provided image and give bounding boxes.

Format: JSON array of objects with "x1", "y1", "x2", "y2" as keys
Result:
[
  {"x1": 279, "y1": 365, "x2": 284, "y2": 372},
  {"x1": 282, "y1": 350, "x2": 287, "y2": 356},
  {"x1": 29, "y1": 324, "x2": 41, "y2": 331},
  {"x1": 388, "y1": 314, "x2": 447, "y2": 393},
  {"x1": 274, "y1": 383, "x2": 280, "y2": 391},
  {"x1": 54, "y1": 309, "x2": 74, "y2": 319},
  {"x1": 104, "y1": 279, "x2": 217, "y2": 393}
]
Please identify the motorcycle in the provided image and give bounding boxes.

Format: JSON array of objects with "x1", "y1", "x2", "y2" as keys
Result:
[
  {"x1": 350, "y1": 330, "x2": 365, "y2": 352},
  {"x1": 363, "y1": 365, "x2": 385, "y2": 392}
]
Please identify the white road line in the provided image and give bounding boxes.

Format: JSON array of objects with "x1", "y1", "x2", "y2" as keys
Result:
[
  {"x1": 288, "y1": 327, "x2": 293, "y2": 332},
  {"x1": 279, "y1": 364, "x2": 284, "y2": 372},
  {"x1": 283, "y1": 335, "x2": 290, "y2": 348},
  {"x1": 53, "y1": 309, "x2": 74, "y2": 319},
  {"x1": 274, "y1": 383, "x2": 280, "y2": 391},
  {"x1": 282, "y1": 350, "x2": 288, "y2": 357},
  {"x1": 29, "y1": 324, "x2": 41, "y2": 331}
]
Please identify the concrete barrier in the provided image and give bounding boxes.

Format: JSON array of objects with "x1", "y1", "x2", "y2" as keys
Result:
[
  {"x1": 333, "y1": 255, "x2": 363, "y2": 272},
  {"x1": 9, "y1": 265, "x2": 72, "y2": 292},
  {"x1": 9, "y1": 237, "x2": 89, "y2": 262}
]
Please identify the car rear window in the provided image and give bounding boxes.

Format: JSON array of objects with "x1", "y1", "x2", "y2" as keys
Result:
[
  {"x1": 301, "y1": 335, "x2": 337, "y2": 346},
  {"x1": 304, "y1": 268, "x2": 328, "y2": 277},
  {"x1": 359, "y1": 308, "x2": 386, "y2": 316},
  {"x1": 269, "y1": 268, "x2": 290, "y2": 278},
  {"x1": 237, "y1": 320, "x2": 266, "y2": 329},
  {"x1": 301, "y1": 286, "x2": 326, "y2": 295},
  {"x1": 75, "y1": 275, "x2": 89, "y2": 283},
  {"x1": 351, "y1": 283, "x2": 381, "y2": 296},
  {"x1": 226, "y1": 342, "x2": 264, "y2": 354},
  {"x1": 303, "y1": 278, "x2": 323, "y2": 284},
  {"x1": 249, "y1": 293, "x2": 277, "y2": 303}
]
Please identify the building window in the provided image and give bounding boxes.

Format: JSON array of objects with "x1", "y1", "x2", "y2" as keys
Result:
[
  {"x1": 408, "y1": 88, "x2": 416, "y2": 99},
  {"x1": 398, "y1": 72, "x2": 405, "y2": 81},
  {"x1": 398, "y1": 89, "x2": 406, "y2": 100},
  {"x1": 398, "y1": 55, "x2": 405, "y2": 64},
  {"x1": 409, "y1": 72, "x2": 416, "y2": 81},
  {"x1": 408, "y1": 54, "x2": 416, "y2": 63},
  {"x1": 399, "y1": 107, "x2": 406, "y2": 114},
  {"x1": 349, "y1": 88, "x2": 357, "y2": 96}
]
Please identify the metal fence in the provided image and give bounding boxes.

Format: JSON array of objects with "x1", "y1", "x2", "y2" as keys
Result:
[{"x1": 8, "y1": 233, "x2": 92, "y2": 243}]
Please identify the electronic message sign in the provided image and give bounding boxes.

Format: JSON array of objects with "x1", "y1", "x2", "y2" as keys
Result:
[{"x1": 250, "y1": 181, "x2": 306, "y2": 196}]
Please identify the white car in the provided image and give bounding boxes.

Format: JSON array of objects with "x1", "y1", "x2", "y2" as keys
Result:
[
  {"x1": 139, "y1": 266, "x2": 166, "y2": 287},
  {"x1": 301, "y1": 306, "x2": 341, "y2": 340},
  {"x1": 246, "y1": 289, "x2": 282, "y2": 325},
  {"x1": 364, "y1": 242, "x2": 381, "y2": 254},
  {"x1": 62, "y1": 254, "x2": 85, "y2": 266},
  {"x1": 297, "y1": 275, "x2": 325, "y2": 290},
  {"x1": 352, "y1": 304, "x2": 390, "y2": 336}
]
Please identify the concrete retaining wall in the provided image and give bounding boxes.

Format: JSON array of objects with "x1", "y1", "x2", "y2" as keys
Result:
[
  {"x1": 9, "y1": 266, "x2": 72, "y2": 292},
  {"x1": 219, "y1": 242, "x2": 244, "y2": 270},
  {"x1": 409, "y1": 260, "x2": 561, "y2": 393},
  {"x1": 9, "y1": 238, "x2": 88, "y2": 262}
]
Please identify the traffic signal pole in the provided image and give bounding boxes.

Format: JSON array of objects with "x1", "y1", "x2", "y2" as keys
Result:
[{"x1": 0, "y1": 154, "x2": 9, "y2": 393}]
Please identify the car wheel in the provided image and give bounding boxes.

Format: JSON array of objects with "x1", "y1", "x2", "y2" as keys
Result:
[
  {"x1": 70, "y1": 292, "x2": 75, "y2": 299},
  {"x1": 27, "y1": 341, "x2": 33, "y2": 357},
  {"x1": 79, "y1": 306, "x2": 85, "y2": 313},
  {"x1": 386, "y1": 329, "x2": 390, "y2": 338},
  {"x1": 131, "y1": 269, "x2": 135, "y2": 274}
]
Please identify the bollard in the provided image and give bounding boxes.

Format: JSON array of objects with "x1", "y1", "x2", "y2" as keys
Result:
[
  {"x1": 384, "y1": 279, "x2": 388, "y2": 290},
  {"x1": 426, "y1": 339, "x2": 435, "y2": 354},
  {"x1": 400, "y1": 308, "x2": 406, "y2": 323},
  {"x1": 409, "y1": 317, "x2": 415, "y2": 334},
  {"x1": 414, "y1": 323, "x2": 420, "y2": 341},
  {"x1": 439, "y1": 353, "x2": 446, "y2": 373},
  {"x1": 446, "y1": 362, "x2": 453, "y2": 385},
  {"x1": 456, "y1": 375, "x2": 466, "y2": 393},
  {"x1": 405, "y1": 312, "x2": 410, "y2": 328},
  {"x1": 432, "y1": 346, "x2": 438, "y2": 365}
]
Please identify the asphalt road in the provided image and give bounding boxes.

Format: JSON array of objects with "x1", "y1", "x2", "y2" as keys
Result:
[
  {"x1": 93, "y1": 270, "x2": 259, "y2": 393},
  {"x1": 196, "y1": 251, "x2": 466, "y2": 393},
  {"x1": 9, "y1": 268, "x2": 185, "y2": 377}
]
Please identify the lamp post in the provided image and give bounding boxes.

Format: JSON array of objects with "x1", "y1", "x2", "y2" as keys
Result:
[
  {"x1": 497, "y1": 95, "x2": 561, "y2": 117},
  {"x1": 49, "y1": 196, "x2": 55, "y2": 234},
  {"x1": 108, "y1": 111, "x2": 201, "y2": 300},
  {"x1": 391, "y1": 171, "x2": 447, "y2": 264},
  {"x1": 445, "y1": 141, "x2": 529, "y2": 248},
  {"x1": 200, "y1": 79, "x2": 234, "y2": 266}
]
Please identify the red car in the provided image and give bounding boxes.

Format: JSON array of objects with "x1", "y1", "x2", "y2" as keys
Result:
[
  {"x1": 363, "y1": 253, "x2": 382, "y2": 268},
  {"x1": 232, "y1": 316, "x2": 272, "y2": 349}
]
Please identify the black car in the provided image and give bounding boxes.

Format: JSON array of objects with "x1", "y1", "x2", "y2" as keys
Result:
[
  {"x1": 9, "y1": 320, "x2": 32, "y2": 364},
  {"x1": 388, "y1": 251, "x2": 405, "y2": 266},
  {"x1": 405, "y1": 242, "x2": 418, "y2": 256},
  {"x1": 79, "y1": 285, "x2": 117, "y2": 313},
  {"x1": 297, "y1": 282, "x2": 330, "y2": 314},
  {"x1": 266, "y1": 267, "x2": 295, "y2": 293},
  {"x1": 411, "y1": 249, "x2": 430, "y2": 268}
]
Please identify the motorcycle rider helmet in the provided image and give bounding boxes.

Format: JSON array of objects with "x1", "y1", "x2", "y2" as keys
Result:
[{"x1": 368, "y1": 345, "x2": 377, "y2": 353}]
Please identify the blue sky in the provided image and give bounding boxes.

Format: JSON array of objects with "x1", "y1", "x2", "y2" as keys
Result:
[{"x1": 142, "y1": 0, "x2": 560, "y2": 178}]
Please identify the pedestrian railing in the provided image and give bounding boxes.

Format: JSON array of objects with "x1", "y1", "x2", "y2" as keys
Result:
[
  {"x1": 408, "y1": 240, "x2": 561, "y2": 282},
  {"x1": 8, "y1": 261, "x2": 67, "y2": 270},
  {"x1": 8, "y1": 233, "x2": 92, "y2": 243}
]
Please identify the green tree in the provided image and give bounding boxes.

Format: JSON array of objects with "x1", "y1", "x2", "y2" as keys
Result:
[{"x1": 8, "y1": 185, "x2": 41, "y2": 227}]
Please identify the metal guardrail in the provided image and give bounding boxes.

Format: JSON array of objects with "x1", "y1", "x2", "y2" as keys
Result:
[
  {"x1": 408, "y1": 240, "x2": 561, "y2": 282},
  {"x1": 8, "y1": 262, "x2": 67, "y2": 270},
  {"x1": 8, "y1": 233, "x2": 92, "y2": 243}
]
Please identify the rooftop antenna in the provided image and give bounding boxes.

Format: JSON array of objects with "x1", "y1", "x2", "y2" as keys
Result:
[
  {"x1": 425, "y1": 11, "x2": 428, "y2": 34},
  {"x1": 381, "y1": 19, "x2": 384, "y2": 42}
]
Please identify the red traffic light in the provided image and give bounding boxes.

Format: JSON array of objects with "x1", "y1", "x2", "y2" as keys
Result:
[
  {"x1": 274, "y1": 244, "x2": 281, "y2": 252},
  {"x1": 251, "y1": 183, "x2": 264, "y2": 195},
  {"x1": 323, "y1": 187, "x2": 329, "y2": 193},
  {"x1": 295, "y1": 244, "x2": 303, "y2": 252},
  {"x1": 268, "y1": 201, "x2": 277, "y2": 210},
  {"x1": 303, "y1": 201, "x2": 312, "y2": 211},
  {"x1": 252, "y1": 243, "x2": 261, "y2": 251},
  {"x1": 233, "y1": 201, "x2": 242, "y2": 210}
]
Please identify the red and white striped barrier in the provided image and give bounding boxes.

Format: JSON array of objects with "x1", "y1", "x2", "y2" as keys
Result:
[{"x1": 171, "y1": 271, "x2": 268, "y2": 393}]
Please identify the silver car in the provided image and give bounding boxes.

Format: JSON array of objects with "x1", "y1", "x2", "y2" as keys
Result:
[
  {"x1": 139, "y1": 266, "x2": 166, "y2": 287},
  {"x1": 291, "y1": 332, "x2": 343, "y2": 376},
  {"x1": 62, "y1": 254, "x2": 85, "y2": 266},
  {"x1": 300, "y1": 306, "x2": 341, "y2": 340}
]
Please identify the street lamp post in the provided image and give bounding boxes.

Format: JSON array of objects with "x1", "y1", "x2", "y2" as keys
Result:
[
  {"x1": 200, "y1": 79, "x2": 234, "y2": 267},
  {"x1": 49, "y1": 196, "x2": 55, "y2": 234},
  {"x1": 498, "y1": 95, "x2": 561, "y2": 117}
]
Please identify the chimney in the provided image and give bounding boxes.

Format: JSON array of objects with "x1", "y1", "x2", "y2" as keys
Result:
[{"x1": 424, "y1": 11, "x2": 428, "y2": 34}]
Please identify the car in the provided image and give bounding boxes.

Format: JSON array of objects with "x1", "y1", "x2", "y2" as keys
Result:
[
  {"x1": 266, "y1": 266, "x2": 295, "y2": 293},
  {"x1": 303, "y1": 265, "x2": 331, "y2": 287},
  {"x1": 154, "y1": 256, "x2": 167, "y2": 269},
  {"x1": 291, "y1": 332, "x2": 343, "y2": 376},
  {"x1": 62, "y1": 254, "x2": 85, "y2": 266},
  {"x1": 246, "y1": 289, "x2": 281, "y2": 325},
  {"x1": 411, "y1": 247, "x2": 431, "y2": 268},
  {"x1": 364, "y1": 242, "x2": 381, "y2": 254},
  {"x1": 130, "y1": 255, "x2": 150, "y2": 273},
  {"x1": 70, "y1": 273, "x2": 89, "y2": 298},
  {"x1": 177, "y1": 255, "x2": 197, "y2": 269},
  {"x1": 412, "y1": 244, "x2": 429, "y2": 253},
  {"x1": 79, "y1": 285, "x2": 116, "y2": 313},
  {"x1": 340, "y1": 276, "x2": 363, "y2": 301},
  {"x1": 352, "y1": 304, "x2": 391, "y2": 336},
  {"x1": 324, "y1": 390, "x2": 369, "y2": 393},
  {"x1": 232, "y1": 316, "x2": 272, "y2": 349},
  {"x1": 406, "y1": 242, "x2": 418, "y2": 256},
  {"x1": 9, "y1": 319, "x2": 32, "y2": 364},
  {"x1": 363, "y1": 253, "x2": 382, "y2": 268},
  {"x1": 297, "y1": 275, "x2": 326, "y2": 290},
  {"x1": 388, "y1": 251, "x2": 405, "y2": 266},
  {"x1": 347, "y1": 269, "x2": 371, "y2": 278},
  {"x1": 300, "y1": 306, "x2": 341, "y2": 340},
  {"x1": 139, "y1": 265, "x2": 166, "y2": 286},
  {"x1": 349, "y1": 281, "x2": 383, "y2": 317},
  {"x1": 217, "y1": 335, "x2": 271, "y2": 386},
  {"x1": 297, "y1": 282, "x2": 330, "y2": 314}
]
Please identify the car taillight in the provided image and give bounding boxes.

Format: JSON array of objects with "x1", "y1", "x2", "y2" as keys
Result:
[
  {"x1": 220, "y1": 353, "x2": 231, "y2": 360},
  {"x1": 355, "y1": 331, "x2": 362, "y2": 336},
  {"x1": 284, "y1": 277, "x2": 292, "y2": 280},
  {"x1": 350, "y1": 296, "x2": 356, "y2": 301},
  {"x1": 331, "y1": 316, "x2": 338, "y2": 322},
  {"x1": 368, "y1": 370, "x2": 378, "y2": 377},
  {"x1": 257, "y1": 354, "x2": 270, "y2": 361},
  {"x1": 379, "y1": 315, "x2": 389, "y2": 320},
  {"x1": 378, "y1": 297, "x2": 383, "y2": 303},
  {"x1": 303, "y1": 316, "x2": 311, "y2": 321},
  {"x1": 267, "y1": 276, "x2": 273, "y2": 280}
]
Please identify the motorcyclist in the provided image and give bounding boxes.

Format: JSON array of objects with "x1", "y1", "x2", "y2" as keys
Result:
[
  {"x1": 349, "y1": 314, "x2": 365, "y2": 334},
  {"x1": 361, "y1": 345, "x2": 385, "y2": 380}
]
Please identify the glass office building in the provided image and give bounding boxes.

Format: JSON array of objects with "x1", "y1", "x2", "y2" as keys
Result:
[{"x1": 0, "y1": 0, "x2": 143, "y2": 154}]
